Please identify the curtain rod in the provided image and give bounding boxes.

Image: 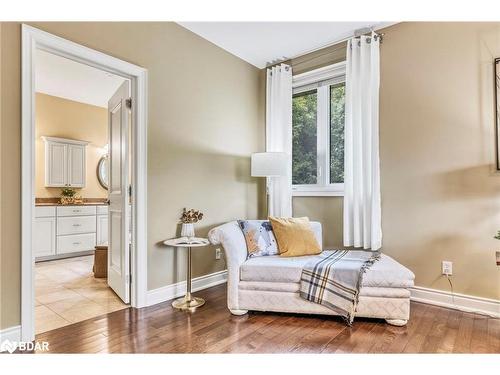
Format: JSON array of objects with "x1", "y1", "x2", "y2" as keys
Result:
[
  {"x1": 290, "y1": 43, "x2": 347, "y2": 68},
  {"x1": 266, "y1": 30, "x2": 385, "y2": 69}
]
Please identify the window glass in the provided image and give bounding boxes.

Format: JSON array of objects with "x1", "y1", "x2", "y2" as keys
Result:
[
  {"x1": 330, "y1": 83, "x2": 345, "y2": 184},
  {"x1": 292, "y1": 90, "x2": 317, "y2": 185}
]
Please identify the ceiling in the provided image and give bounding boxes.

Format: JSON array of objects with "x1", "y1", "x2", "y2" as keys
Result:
[
  {"x1": 178, "y1": 22, "x2": 396, "y2": 69},
  {"x1": 35, "y1": 49, "x2": 127, "y2": 108}
]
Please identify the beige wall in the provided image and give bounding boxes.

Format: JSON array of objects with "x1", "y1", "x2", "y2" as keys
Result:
[
  {"x1": 378, "y1": 22, "x2": 500, "y2": 299},
  {"x1": 3, "y1": 21, "x2": 500, "y2": 331},
  {"x1": 1, "y1": 22, "x2": 21, "y2": 330},
  {"x1": 35, "y1": 93, "x2": 108, "y2": 199},
  {"x1": 0, "y1": 22, "x2": 264, "y2": 329},
  {"x1": 0, "y1": 23, "x2": 4, "y2": 329},
  {"x1": 293, "y1": 197, "x2": 343, "y2": 248},
  {"x1": 293, "y1": 22, "x2": 500, "y2": 300}
]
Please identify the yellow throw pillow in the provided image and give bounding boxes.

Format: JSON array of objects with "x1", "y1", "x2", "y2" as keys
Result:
[{"x1": 269, "y1": 216, "x2": 321, "y2": 257}]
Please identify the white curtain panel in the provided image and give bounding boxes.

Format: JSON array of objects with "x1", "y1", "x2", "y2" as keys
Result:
[
  {"x1": 343, "y1": 34, "x2": 382, "y2": 250},
  {"x1": 266, "y1": 64, "x2": 293, "y2": 217}
]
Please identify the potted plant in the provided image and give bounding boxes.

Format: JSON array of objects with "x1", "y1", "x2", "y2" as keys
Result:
[
  {"x1": 180, "y1": 208, "x2": 204, "y2": 239},
  {"x1": 60, "y1": 187, "x2": 77, "y2": 205}
]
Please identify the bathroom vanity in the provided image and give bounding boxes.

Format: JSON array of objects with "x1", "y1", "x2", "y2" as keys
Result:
[{"x1": 34, "y1": 203, "x2": 108, "y2": 261}]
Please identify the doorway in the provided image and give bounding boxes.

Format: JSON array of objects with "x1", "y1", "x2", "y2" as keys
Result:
[
  {"x1": 22, "y1": 25, "x2": 148, "y2": 342},
  {"x1": 33, "y1": 50, "x2": 131, "y2": 334}
]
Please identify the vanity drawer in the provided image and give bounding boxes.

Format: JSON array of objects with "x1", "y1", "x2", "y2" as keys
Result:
[
  {"x1": 57, "y1": 205, "x2": 96, "y2": 217},
  {"x1": 35, "y1": 206, "x2": 56, "y2": 218},
  {"x1": 96, "y1": 205, "x2": 108, "y2": 215},
  {"x1": 57, "y1": 233, "x2": 96, "y2": 254},
  {"x1": 57, "y1": 216, "x2": 96, "y2": 235}
]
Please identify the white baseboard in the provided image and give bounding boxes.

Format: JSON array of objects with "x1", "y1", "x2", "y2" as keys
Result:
[
  {"x1": 410, "y1": 286, "x2": 500, "y2": 318},
  {"x1": 144, "y1": 276, "x2": 500, "y2": 317},
  {"x1": 0, "y1": 325, "x2": 21, "y2": 352},
  {"x1": 146, "y1": 270, "x2": 228, "y2": 307}
]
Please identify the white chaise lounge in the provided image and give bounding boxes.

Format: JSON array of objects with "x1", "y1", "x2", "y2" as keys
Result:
[{"x1": 208, "y1": 221, "x2": 415, "y2": 326}]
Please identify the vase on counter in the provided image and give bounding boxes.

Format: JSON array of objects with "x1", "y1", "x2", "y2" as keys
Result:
[
  {"x1": 60, "y1": 196, "x2": 75, "y2": 205},
  {"x1": 181, "y1": 223, "x2": 195, "y2": 239}
]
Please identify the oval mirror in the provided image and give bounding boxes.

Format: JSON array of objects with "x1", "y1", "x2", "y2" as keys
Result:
[{"x1": 97, "y1": 155, "x2": 109, "y2": 190}]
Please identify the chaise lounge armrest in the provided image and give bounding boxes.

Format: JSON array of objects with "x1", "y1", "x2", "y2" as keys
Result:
[{"x1": 208, "y1": 221, "x2": 248, "y2": 311}]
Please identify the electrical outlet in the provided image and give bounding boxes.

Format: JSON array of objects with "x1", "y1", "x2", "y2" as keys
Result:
[
  {"x1": 215, "y1": 248, "x2": 222, "y2": 260},
  {"x1": 442, "y1": 261, "x2": 453, "y2": 276}
]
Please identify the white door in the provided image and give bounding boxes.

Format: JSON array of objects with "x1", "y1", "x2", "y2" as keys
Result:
[
  {"x1": 107, "y1": 81, "x2": 130, "y2": 303},
  {"x1": 67, "y1": 144, "x2": 86, "y2": 187}
]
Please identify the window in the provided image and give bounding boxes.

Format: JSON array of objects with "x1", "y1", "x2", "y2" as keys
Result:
[
  {"x1": 292, "y1": 89, "x2": 317, "y2": 185},
  {"x1": 330, "y1": 83, "x2": 345, "y2": 184},
  {"x1": 292, "y1": 62, "x2": 346, "y2": 195}
]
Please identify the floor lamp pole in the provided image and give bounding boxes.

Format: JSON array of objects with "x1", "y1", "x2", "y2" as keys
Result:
[{"x1": 266, "y1": 177, "x2": 270, "y2": 219}]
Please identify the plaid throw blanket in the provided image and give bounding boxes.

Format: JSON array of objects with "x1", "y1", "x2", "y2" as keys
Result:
[{"x1": 299, "y1": 250, "x2": 380, "y2": 324}]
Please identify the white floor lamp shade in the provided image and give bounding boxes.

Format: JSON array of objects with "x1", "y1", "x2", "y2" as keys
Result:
[
  {"x1": 251, "y1": 152, "x2": 289, "y2": 218},
  {"x1": 251, "y1": 152, "x2": 287, "y2": 177}
]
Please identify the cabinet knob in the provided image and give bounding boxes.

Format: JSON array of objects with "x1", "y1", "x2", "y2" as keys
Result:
[
  {"x1": 73, "y1": 224, "x2": 81, "y2": 227},
  {"x1": 72, "y1": 242, "x2": 81, "y2": 245}
]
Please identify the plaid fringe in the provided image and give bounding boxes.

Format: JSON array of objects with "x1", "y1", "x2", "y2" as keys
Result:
[{"x1": 299, "y1": 250, "x2": 380, "y2": 325}]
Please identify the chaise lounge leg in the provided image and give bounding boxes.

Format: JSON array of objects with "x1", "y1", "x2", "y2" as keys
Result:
[
  {"x1": 229, "y1": 309, "x2": 248, "y2": 316},
  {"x1": 385, "y1": 319, "x2": 408, "y2": 326}
]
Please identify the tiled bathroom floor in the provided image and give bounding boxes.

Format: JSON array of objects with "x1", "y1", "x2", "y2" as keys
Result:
[{"x1": 35, "y1": 255, "x2": 128, "y2": 334}]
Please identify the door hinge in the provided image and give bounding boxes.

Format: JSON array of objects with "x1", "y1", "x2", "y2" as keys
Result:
[{"x1": 125, "y1": 98, "x2": 132, "y2": 109}]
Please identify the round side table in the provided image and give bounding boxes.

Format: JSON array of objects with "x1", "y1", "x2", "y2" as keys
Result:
[{"x1": 163, "y1": 237, "x2": 210, "y2": 312}]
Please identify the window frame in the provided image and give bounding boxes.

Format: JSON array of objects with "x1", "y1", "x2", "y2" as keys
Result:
[{"x1": 291, "y1": 61, "x2": 346, "y2": 197}]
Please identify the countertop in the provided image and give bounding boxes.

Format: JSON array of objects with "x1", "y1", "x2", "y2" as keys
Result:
[{"x1": 35, "y1": 201, "x2": 108, "y2": 207}]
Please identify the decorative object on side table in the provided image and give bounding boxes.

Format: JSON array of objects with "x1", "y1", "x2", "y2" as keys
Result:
[
  {"x1": 163, "y1": 237, "x2": 210, "y2": 312},
  {"x1": 179, "y1": 208, "x2": 204, "y2": 239}
]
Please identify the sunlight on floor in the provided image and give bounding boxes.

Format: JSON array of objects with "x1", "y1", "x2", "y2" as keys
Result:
[{"x1": 35, "y1": 255, "x2": 128, "y2": 334}]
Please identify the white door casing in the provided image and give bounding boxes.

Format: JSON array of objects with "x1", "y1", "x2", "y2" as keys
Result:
[
  {"x1": 22, "y1": 25, "x2": 148, "y2": 342},
  {"x1": 107, "y1": 81, "x2": 131, "y2": 303}
]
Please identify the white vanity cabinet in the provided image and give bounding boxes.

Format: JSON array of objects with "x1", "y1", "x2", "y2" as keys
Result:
[
  {"x1": 96, "y1": 206, "x2": 109, "y2": 246},
  {"x1": 42, "y1": 136, "x2": 89, "y2": 188},
  {"x1": 33, "y1": 207, "x2": 57, "y2": 258},
  {"x1": 34, "y1": 204, "x2": 108, "y2": 261}
]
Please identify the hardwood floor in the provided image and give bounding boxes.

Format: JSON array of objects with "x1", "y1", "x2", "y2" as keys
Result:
[{"x1": 33, "y1": 284, "x2": 500, "y2": 353}]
